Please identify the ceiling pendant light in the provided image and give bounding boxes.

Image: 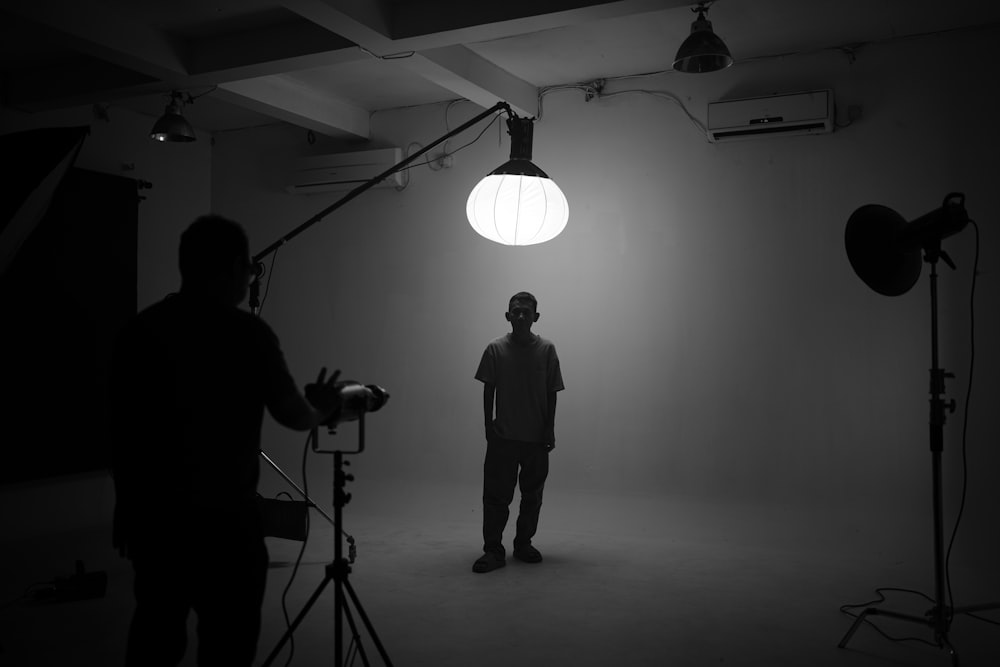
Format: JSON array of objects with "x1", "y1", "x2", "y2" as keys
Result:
[
  {"x1": 673, "y1": 1, "x2": 734, "y2": 74},
  {"x1": 466, "y1": 115, "x2": 568, "y2": 246},
  {"x1": 150, "y1": 91, "x2": 196, "y2": 142}
]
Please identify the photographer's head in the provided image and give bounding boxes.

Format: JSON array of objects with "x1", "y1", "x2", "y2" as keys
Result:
[{"x1": 179, "y1": 215, "x2": 253, "y2": 305}]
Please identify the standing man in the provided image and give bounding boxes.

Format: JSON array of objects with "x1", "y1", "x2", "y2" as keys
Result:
[
  {"x1": 109, "y1": 214, "x2": 342, "y2": 666},
  {"x1": 473, "y1": 291, "x2": 565, "y2": 573}
]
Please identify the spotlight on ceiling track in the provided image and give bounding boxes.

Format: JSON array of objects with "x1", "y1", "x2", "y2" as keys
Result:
[
  {"x1": 673, "y1": 1, "x2": 734, "y2": 74},
  {"x1": 150, "y1": 91, "x2": 197, "y2": 143}
]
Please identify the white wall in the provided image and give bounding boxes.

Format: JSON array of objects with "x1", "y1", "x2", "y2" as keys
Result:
[
  {"x1": 8, "y1": 24, "x2": 993, "y2": 579},
  {"x1": 209, "y1": 24, "x2": 1000, "y2": 579},
  {"x1": 215, "y1": 25, "x2": 992, "y2": 501}
]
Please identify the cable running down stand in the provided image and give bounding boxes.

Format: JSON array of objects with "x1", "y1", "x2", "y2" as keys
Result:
[
  {"x1": 262, "y1": 415, "x2": 393, "y2": 667},
  {"x1": 838, "y1": 243, "x2": 1000, "y2": 666}
]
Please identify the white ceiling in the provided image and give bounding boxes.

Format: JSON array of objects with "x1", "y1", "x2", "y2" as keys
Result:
[{"x1": 2, "y1": 0, "x2": 999, "y2": 139}]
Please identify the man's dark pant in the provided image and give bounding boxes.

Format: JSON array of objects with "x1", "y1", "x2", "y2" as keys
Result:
[
  {"x1": 125, "y1": 509, "x2": 268, "y2": 666},
  {"x1": 482, "y1": 437, "x2": 549, "y2": 556}
]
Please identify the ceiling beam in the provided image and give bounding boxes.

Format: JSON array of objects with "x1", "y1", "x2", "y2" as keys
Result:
[
  {"x1": 283, "y1": 0, "x2": 685, "y2": 117},
  {"x1": 182, "y1": 20, "x2": 367, "y2": 82},
  {"x1": 3, "y1": 0, "x2": 188, "y2": 82},
  {"x1": 387, "y1": 0, "x2": 689, "y2": 40},
  {"x1": 400, "y1": 46, "x2": 538, "y2": 117},
  {"x1": 283, "y1": 0, "x2": 397, "y2": 53},
  {"x1": 216, "y1": 75, "x2": 370, "y2": 139},
  {"x1": 290, "y1": 0, "x2": 689, "y2": 52}
]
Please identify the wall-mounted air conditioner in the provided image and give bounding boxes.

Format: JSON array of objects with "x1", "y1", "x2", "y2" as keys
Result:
[
  {"x1": 285, "y1": 148, "x2": 403, "y2": 194},
  {"x1": 707, "y1": 90, "x2": 833, "y2": 142}
]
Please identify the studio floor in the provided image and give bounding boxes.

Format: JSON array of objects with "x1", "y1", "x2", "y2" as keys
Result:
[{"x1": 2, "y1": 476, "x2": 998, "y2": 666}]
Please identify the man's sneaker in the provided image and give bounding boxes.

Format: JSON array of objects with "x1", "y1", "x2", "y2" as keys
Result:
[
  {"x1": 513, "y1": 545, "x2": 543, "y2": 563},
  {"x1": 472, "y1": 551, "x2": 506, "y2": 573}
]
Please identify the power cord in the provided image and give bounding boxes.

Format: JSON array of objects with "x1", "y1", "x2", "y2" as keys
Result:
[
  {"x1": 256, "y1": 245, "x2": 279, "y2": 316},
  {"x1": 276, "y1": 429, "x2": 315, "y2": 667},
  {"x1": 839, "y1": 588, "x2": 939, "y2": 646},
  {"x1": 944, "y1": 221, "x2": 998, "y2": 629},
  {"x1": 394, "y1": 110, "x2": 504, "y2": 188},
  {"x1": 944, "y1": 219, "x2": 977, "y2": 619},
  {"x1": 537, "y1": 80, "x2": 706, "y2": 136}
]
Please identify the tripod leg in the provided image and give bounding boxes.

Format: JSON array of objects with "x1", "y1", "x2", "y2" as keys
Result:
[
  {"x1": 943, "y1": 637, "x2": 959, "y2": 667},
  {"x1": 838, "y1": 608, "x2": 872, "y2": 649},
  {"x1": 342, "y1": 578, "x2": 394, "y2": 667},
  {"x1": 261, "y1": 573, "x2": 333, "y2": 667},
  {"x1": 341, "y1": 598, "x2": 372, "y2": 667},
  {"x1": 839, "y1": 606, "x2": 932, "y2": 649},
  {"x1": 953, "y1": 601, "x2": 1000, "y2": 615}
]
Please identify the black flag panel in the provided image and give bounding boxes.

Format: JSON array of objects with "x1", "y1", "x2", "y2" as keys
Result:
[{"x1": 1, "y1": 128, "x2": 138, "y2": 482}]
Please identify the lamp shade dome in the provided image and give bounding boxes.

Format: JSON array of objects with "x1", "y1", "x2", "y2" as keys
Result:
[
  {"x1": 466, "y1": 159, "x2": 568, "y2": 245},
  {"x1": 150, "y1": 96, "x2": 196, "y2": 142},
  {"x1": 150, "y1": 111, "x2": 196, "y2": 142},
  {"x1": 672, "y1": 10, "x2": 733, "y2": 73}
]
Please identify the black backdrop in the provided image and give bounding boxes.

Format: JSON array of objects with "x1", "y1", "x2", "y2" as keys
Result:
[{"x1": 0, "y1": 166, "x2": 137, "y2": 483}]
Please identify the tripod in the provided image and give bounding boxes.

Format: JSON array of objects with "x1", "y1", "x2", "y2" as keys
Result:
[
  {"x1": 262, "y1": 415, "x2": 393, "y2": 667},
  {"x1": 838, "y1": 242, "x2": 1000, "y2": 665}
]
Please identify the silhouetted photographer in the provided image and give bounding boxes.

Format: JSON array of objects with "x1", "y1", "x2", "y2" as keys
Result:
[{"x1": 109, "y1": 214, "x2": 342, "y2": 666}]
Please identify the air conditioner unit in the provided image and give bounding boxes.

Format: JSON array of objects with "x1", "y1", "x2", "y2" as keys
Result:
[
  {"x1": 707, "y1": 90, "x2": 833, "y2": 142},
  {"x1": 285, "y1": 148, "x2": 403, "y2": 194}
]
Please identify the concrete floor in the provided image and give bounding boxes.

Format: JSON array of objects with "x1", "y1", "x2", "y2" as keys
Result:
[{"x1": 2, "y1": 476, "x2": 998, "y2": 666}]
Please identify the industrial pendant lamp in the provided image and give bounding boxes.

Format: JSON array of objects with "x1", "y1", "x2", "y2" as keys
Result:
[
  {"x1": 673, "y1": 1, "x2": 733, "y2": 73},
  {"x1": 150, "y1": 91, "x2": 196, "y2": 142},
  {"x1": 466, "y1": 115, "x2": 568, "y2": 245}
]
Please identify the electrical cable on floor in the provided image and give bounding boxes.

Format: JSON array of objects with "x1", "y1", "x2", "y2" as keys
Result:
[{"x1": 839, "y1": 588, "x2": 939, "y2": 646}]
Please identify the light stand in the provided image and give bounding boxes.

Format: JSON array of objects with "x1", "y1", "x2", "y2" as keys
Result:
[
  {"x1": 251, "y1": 101, "x2": 522, "y2": 665},
  {"x1": 252, "y1": 99, "x2": 516, "y2": 522},
  {"x1": 839, "y1": 194, "x2": 1000, "y2": 664},
  {"x1": 262, "y1": 416, "x2": 392, "y2": 667}
]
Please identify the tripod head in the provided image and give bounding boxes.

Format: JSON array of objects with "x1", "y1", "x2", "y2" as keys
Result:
[{"x1": 312, "y1": 410, "x2": 368, "y2": 455}]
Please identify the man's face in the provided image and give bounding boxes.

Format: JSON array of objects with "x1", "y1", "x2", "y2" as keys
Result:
[{"x1": 506, "y1": 298, "x2": 538, "y2": 332}]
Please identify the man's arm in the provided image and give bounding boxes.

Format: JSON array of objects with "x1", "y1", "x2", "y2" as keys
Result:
[
  {"x1": 269, "y1": 391, "x2": 330, "y2": 431},
  {"x1": 543, "y1": 391, "x2": 557, "y2": 450},
  {"x1": 483, "y1": 382, "x2": 495, "y2": 440}
]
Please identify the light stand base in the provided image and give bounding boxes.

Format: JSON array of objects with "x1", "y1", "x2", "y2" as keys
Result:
[
  {"x1": 262, "y1": 559, "x2": 392, "y2": 667},
  {"x1": 838, "y1": 601, "x2": 1000, "y2": 666},
  {"x1": 839, "y1": 247, "x2": 1000, "y2": 666},
  {"x1": 263, "y1": 425, "x2": 393, "y2": 667}
]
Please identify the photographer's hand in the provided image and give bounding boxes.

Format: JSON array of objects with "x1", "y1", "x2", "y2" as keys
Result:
[{"x1": 305, "y1": 367, "x2": 342, "y2": 424}]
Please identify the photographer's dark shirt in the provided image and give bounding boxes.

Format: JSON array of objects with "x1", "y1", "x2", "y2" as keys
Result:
[{"x1": 109, "y1": 293, "x2": 297, "y2": 553}]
